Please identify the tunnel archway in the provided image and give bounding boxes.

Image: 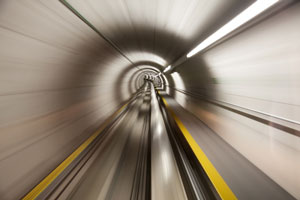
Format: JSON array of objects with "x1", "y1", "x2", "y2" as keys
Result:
[{"x1": 0, "y1": 0, "x2": 299, "y2": 199}]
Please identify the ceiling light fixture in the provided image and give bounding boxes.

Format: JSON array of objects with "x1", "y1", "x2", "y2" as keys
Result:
[
  {"x1": 163, "y1": 65, "x2": 172, "y2": 73},
  {"x1": 187, "y1": 0, "x2": 279, "y2": 58}
]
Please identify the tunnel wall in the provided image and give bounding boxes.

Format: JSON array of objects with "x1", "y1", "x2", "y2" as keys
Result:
[
  {"x1": 166, "y1": 3, "x2": 300, "y2": 199},
  {"x1": 0, "y1": 1, "x2": 141, "y2": 199}
]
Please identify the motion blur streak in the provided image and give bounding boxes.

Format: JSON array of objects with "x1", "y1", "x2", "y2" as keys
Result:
[
  {"x1": 186, "y1": 0, "x2": 279, "y2": 58},
  {"x1": 0, "y1": 0, "x2": 299, "y2": 200}
]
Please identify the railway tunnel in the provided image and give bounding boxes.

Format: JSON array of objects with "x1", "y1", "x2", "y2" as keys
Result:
[{"x1": 0, "y1": 0, "x2": 299, "y2": 199}]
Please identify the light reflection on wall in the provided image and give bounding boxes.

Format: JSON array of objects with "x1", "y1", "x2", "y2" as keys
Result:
[{"x1": 171, "y1": 72, "x2": 187, "y2": 107}]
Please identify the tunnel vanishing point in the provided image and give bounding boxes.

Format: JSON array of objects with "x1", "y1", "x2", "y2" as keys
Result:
[{"x1": 0, "y1": 0, "x2": 299, "y2": 199}]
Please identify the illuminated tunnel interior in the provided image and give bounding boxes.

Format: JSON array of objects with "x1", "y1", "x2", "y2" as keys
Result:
[{"x1": 0, "y1": 0, "x2": 299, "y2": 199}]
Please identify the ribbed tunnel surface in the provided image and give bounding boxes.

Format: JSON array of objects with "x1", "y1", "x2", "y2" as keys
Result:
[{"x1": 0, "y1": 0, "x2": 300, "y2": 200}]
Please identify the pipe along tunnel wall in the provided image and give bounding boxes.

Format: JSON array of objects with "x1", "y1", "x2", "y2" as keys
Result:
[{"x1": 0, "y1": 0, "x2": 299, "y2": 199}]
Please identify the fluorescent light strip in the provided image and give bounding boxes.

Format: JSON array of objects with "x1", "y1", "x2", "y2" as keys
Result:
[
  {"x1": 163, "y1": 65, "x2": 172, "y2": 73},
  {"x1": 187, "y1": 0, "x2": 279, "y2": 58}
]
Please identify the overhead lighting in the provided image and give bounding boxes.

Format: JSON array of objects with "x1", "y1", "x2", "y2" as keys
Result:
[
  {"x1": 187, "y1": 0, "x2": 279, "y2": 58},
  {"x1": 163, "y1": 65, "x2": 172, "y2": 73}
]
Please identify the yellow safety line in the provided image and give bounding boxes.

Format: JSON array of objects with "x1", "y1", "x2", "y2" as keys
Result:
[
  {"x1": 22, "y1": 103, "x2": 128, "y2": 200},
  {"x1": 158, "y1": 91, "x2": 237, "y2": 200}
]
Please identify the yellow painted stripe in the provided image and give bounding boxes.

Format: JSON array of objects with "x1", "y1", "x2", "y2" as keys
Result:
[
  {"x1": 22, "y1": 103, "x2": 128, "y2": 200},
  {"x1": 158, "y1": 92, "x2": 237, "y2": 200}
]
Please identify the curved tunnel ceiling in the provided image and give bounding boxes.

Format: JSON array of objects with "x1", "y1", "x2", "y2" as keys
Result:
[{"x1": 61, "y1": 0, "x2": 254, "y2": 70}]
